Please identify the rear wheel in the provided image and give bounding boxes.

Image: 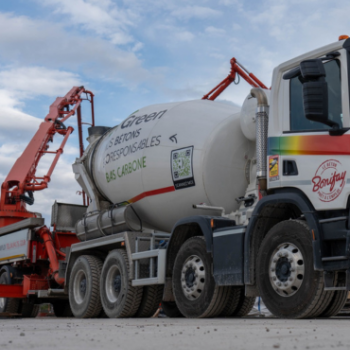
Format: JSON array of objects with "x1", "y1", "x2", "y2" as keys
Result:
[
  {"x1": 232, "y1": 288, "x2": 255, "y2": 317},
  {"x1": 0, "y1": 271, "x2": 20, "y2": 314},
  {"x1": 31, "y1": 304, "x2": 40, "y2": 318},
  {"x1": 161, "y1": 301, "x2": 183, "y2": 318},
  {"x1": 173, "y1": 236, "x2": 230, "y2": 318},
  {"x1": 257, "y1": 220, "x2": 325, "y2": 319},
  {"x1": 100, "y1": 249, "x2": 142, "y2": 318},
  {"x1": 69, "y1": 255, "x2": 103, "y2": 318},
  {"x1": 220, "y1": 287, "x2": 241, "y2": 317},
  {"x1": 52, "y1": 300, "x2": 73, "y2": 317},
  {"x1": 20, "y1": 301, "x2": 35, "y2": 318},
  {"x1": 320, "y1": 275, "x2": 348, "y2": 317},
  {"x1": 136, "y1": 285, "x2": 163, "y2": 318}
]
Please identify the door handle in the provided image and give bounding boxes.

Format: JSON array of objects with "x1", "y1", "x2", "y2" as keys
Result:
[{"x1": 283, "y1": 160, "x2": 298, "y2": 176}]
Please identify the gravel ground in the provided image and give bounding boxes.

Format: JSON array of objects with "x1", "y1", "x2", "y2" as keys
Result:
[{"x1": 1, "y1": 317, "x2": 350, "y2": 350}]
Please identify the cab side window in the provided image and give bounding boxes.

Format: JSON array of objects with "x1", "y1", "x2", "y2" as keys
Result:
[{"x1": 290, "y1": 60, "x2": 342, "y2": 131}]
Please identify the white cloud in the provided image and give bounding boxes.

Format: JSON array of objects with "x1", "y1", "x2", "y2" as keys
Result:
[
  {"x1": 0, "y1": 12, "x2": 151, "y2": 85},
  {"x1": 0, "y1": 65, "x2": 83, "y2": 144},
  {"x1": 174, "y1": 30, "x2": 195, "y2": 42},
  {"x1": 209, "y1": 52, "x2": 226, "y2": 60},
  {"x1": 0, "y1": 67, "x2": 81, "y2": 97},
  {"x1": 132, "y1": 42, "x2": 144, "y2": 52},
  {"x1": 232, "y1": 23, "x2": 241, "y2": 31},
  {"x1": 205, "y1": 26, "x2": 226, "y2": 36},
  {"x1": 219, "y1": 0, "x2": 241, "y2": 5},
  {"x1": 0, "y1": 90, "x2": 41, "y2": 142},
  {"x1": 41, "y1": 0, "x2": 135, "y2": 45},
  {"x1": 171, "y1": 6, "x2": 222, "y2": 20}
]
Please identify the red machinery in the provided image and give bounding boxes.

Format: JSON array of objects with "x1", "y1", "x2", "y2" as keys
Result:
[
  {"x1": 0, "y1": 86, "x2": 94, "y2": 227},
  {"x1": 0, "y1": 86, "x2": 95, "y2": 306}
]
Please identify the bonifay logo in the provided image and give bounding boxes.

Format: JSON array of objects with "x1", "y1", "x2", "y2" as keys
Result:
[{"x1": 312, "y1": 159, "x2": 346, "y2": 202}]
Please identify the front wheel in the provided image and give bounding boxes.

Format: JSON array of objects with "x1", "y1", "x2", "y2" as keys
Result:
[{"x1": 257, "y1": 220, "x2": 324, "y2": 319}]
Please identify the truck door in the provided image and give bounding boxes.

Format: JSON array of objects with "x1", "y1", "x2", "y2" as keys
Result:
[{"x1": 268, "y1": 49, "x2": 350, "y2": 211}]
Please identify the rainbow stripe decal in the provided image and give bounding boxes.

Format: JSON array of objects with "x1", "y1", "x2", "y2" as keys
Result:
[
  {"x1": 268, "y1": 135, "x2": 350, "y2": 156},
  {"x1": 128, "y1": 186, "x2": 175, "y2": 204}
]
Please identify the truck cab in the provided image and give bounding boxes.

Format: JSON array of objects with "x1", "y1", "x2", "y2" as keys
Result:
[
  {"x1": 166, "y1": 37, "x2": 350, "y2": 319},
  {"x1": 238, "y1": 37, "x2": 350, "y2": 318},
  {"x1": 269, "y1": 39, "x2": 350, "y2": 209}
]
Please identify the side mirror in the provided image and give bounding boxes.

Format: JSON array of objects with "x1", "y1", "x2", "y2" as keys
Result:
[
  {"x1": 300, "y1": 59, "x2": 338, "y2": 128},
  {"x1": 300, "y1": 59, "x2": 325, "y2": 80},
  {"x1": 302, "y1": 80, "x2": 332, "y2": 126},
  {"x1": 284, "y1": 58, "x2": 338, "y2": 129}
]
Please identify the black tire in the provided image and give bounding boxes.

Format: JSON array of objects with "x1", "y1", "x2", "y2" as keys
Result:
[
  {"x1": 307, "y1": 289, "x2": 334, "y2": 318},
  {"x1": 136, "y1": 285, "x2": 164, "y2": 318},
  {"x1": 52, "y1": 300, "x2": 73, "y2": 317},
  {"x1": 320, "y1": 276, "x2": 348, "y2": 317},
  {"x1": 20, "y1": 301, "x2": 35, "y2": 318},
  {"x1": 69, "y1": 255, "x2": 103, "y2": 318},
  {"x1": 173, "y1": 236, "x2": 230, "y2": 318},
  {"x1": 321, "y1": 290, "x2": 348, "y2": 317},
  {"x1": 98, "y1": 308, "x2": 108, "y2": 318},
  {"x1": 232, "y1": 288, "x2": 255, "y2": 317},
  {"x1": 0, "y1": 272, "x2": 20, "y2": 314},
  {"x1": 31, "y1": 304, "x2": 40, "y2": 318},
  {"x1": 257, "y1": 220, "x2": 325, "y2": 319},
  {"x1": 19, "y1": 301, "x2": 38, "y2": 318},
  {"x1": 161, "y1": 301, "x2": 183, "y2": 318},
  {"x1": 220, "y1": 287, "x2": 241, "y2": 317},
  {"x1": 100, "y1": 249, "x2": 142, "y2": 318}
]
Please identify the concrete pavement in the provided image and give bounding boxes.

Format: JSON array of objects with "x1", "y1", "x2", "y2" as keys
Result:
[{"x1": 0, "y1": 317, "x2": 349, "y2": 350}]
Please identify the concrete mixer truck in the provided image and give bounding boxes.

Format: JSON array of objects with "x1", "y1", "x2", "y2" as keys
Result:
[{"x1": 1, "y1": 36, "x2": 350, "y2": 319}]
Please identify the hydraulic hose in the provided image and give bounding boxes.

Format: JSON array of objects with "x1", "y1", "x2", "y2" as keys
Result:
[{"x1": 36, "y1": 226, "x2": 65, "y2": 285}]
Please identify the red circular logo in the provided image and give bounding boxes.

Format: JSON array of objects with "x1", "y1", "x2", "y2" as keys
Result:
[{"x1": 312, "y1": 159, "x2": 346, "y2": 202}]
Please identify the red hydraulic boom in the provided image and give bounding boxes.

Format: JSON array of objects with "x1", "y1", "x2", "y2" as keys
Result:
[
  {"x1": 202, "y1": 57, "x2": 267, "y2": 100},
  {"x1": 0, "y1": 86, "x2": 95, "y2": 228}
]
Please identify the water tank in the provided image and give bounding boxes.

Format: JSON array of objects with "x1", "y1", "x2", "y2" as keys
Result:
[{"x1": 85, "y1": 99, "x2": 255, "y2": 232}]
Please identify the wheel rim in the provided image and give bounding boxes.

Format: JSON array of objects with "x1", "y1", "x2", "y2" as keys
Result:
[
  {"x1": 269, "y1": 242, "x2": 305, "y2": 297},
  {"x1": 105, "y1": 265, "x2": 122, "y2": 303},
  {"x1": 73, "y1": 270, "x2": 87, "y2": 304},
  {"x1": 181, "y1": 255, "x2": 205, "y2": 300}
]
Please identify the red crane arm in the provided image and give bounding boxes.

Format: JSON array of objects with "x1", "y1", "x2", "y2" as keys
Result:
[
  {"x1": 0, "y1": 86, "x2": 95, "y2": 227},
  {"x1": 202, "y1": 58, "x2": 268, "y2": 100}
]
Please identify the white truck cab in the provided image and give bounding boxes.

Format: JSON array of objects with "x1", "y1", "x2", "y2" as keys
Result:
[{"x1": 268, "y1": 39, "x2": 350, "y2": 211}]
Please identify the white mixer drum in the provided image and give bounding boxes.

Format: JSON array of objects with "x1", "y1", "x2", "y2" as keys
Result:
[{"x1": 89, "y1": 99, "x2": 255, "y2": 232}]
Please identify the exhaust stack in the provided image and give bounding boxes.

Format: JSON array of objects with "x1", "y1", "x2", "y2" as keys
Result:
[{"x1": 250, "y1": 88, "x2": 269, "y2": 193}]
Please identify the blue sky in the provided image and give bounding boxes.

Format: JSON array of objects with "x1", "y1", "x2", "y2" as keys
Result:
[{"x1": 0, "y1": 0, "x2": 349, "y2": 221}]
